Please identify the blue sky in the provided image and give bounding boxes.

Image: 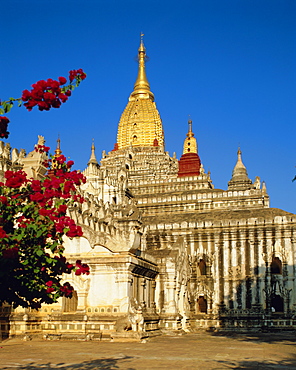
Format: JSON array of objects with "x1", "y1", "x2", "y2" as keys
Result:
[{"x1": 2, "y1": 0, "x2": 295, "y2": 212}]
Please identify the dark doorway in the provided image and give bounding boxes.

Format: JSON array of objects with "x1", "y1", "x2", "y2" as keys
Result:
[
  {"x1": 197, "y1": 296, "x2": 207, "y2": 313},
  {"x1": 271, "y1": 294, "x2": 284, "y2": 312},
  {"x1": 270, "y1": 256, "x2": 282, "y2": 275},
  {"x1": 198, "y1": 259, "x2": 206, "y2": 275}
]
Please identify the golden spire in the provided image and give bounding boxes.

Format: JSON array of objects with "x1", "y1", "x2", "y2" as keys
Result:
[
  {"x1": 55, "y1": 136, "x2": 62, "y2": 156},
  {"x1": 116, "y1": 35, "x2": 164, "y2": 149},
  {"x1": 182, "y1": 118, "x2": 198, "y2": 155},
  {"x1": 51, "y1": 136, "x2": 63, "y2": 170},
  {"x1": 131, "y1": 34, "x2": 154, "y2": 100}
]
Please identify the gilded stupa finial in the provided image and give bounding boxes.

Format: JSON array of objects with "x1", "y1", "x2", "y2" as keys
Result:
[
  {"x1": 183, "y1": 118, "x2": 198, "y2": 154},
  {"x1": 140, "y1": 32, "x2": 145, "y2": 49},
  {"x1": 55, "y1": 135, "x2": 62, "y2": 156},
  {"x1": 51, "y1": 135, "x2": 63, "y2": 170},
  {"x1": 188, "y1": 115, "x2": 193, "y2": 133},
  {"x1": 131, "y1": 33, "x2": 154, "y2": 100}
]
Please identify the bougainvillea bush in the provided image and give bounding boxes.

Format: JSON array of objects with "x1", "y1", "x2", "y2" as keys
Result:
[
  {"x1": 0, "y1": 69, "x2": 89, "y2": 309},
  {"x1": 0, "y1": 147, "x2": 89, "y2": 309}
]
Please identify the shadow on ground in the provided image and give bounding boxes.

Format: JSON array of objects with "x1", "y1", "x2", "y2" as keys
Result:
[
  {"x1": 209, "y1": 330, "x2": 296, "y2": 344},
  {"x1": 2, "y1": 356, "x2": 136, "y2": 370},
  {"x1": 219, "y1": 355, "x2": 296, "y2": 369}
]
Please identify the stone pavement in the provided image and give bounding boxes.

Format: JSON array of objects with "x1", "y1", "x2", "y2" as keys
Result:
[{"x1": 1, "y1": 331, "x2": 296, "y2": 369}]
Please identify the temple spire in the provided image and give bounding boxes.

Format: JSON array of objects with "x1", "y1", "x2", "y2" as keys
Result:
[
  {"x1": 116, "y1": 36, "x2": 164, "y2": 149},
  {"x1": 55, "y1": 136, "x2": 62, "y2": 156},
  {"x1": 50, "y1": 136, "x2": 63, "y2": 171},
  {"x1": 232, "y1": 148, "x2": 248, "y2": 177},
  {"x1": 228, "y1": 148, "x2": 253, "y2": 191},
  {"x1": 182, "y1": 119, "x2": 198, "y2": 155},
  {"x1": 178, "y1": 118, "x2": 201, "y2": 177},
  {"x1": 131, "y1": 34, "x2": 154, "y2": 100},
  {"x1": 88, "y1": 139, "x2": 98, "y2": 165}
]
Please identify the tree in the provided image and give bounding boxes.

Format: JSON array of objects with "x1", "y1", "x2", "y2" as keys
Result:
[{"x1": 0, "y1": 70, "x2": 89, "y2": 309}]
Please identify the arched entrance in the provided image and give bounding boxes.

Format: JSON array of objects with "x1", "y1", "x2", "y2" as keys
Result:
[
  {"x1": 270, "y1": 256, "x2": 282, "y2": 275},
  {"x1": 197, "y1": 296, "x2": 207, "y2": 313},
  {"x1": 62, "y1": 290, "x2": 78, "y2": 312},
  {"x1": 271, "y1": 294, "x2": 284, "y2": 313}
]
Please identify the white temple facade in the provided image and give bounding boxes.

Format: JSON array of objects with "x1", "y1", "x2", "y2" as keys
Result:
[{"x1": 1, "y1": 39, "x2": 296, "y2": 340}]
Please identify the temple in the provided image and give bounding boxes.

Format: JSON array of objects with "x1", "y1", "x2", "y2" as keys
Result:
[{"x1": 1, "y1": 38, "x2": 296, "y2": 340}]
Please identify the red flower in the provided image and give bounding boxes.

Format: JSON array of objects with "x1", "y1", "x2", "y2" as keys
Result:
[
  {"x1": 66, "y1": 262, "x2": 74, "y2": 270},
  {"x1": 69, "y1": 68, "x2": 87, "y2": 82},
  {"x1": 66, "y1": 224, "x2": 83, "y2": 238},
  {"x1": 0, "y1": 116, "x2": 10, "y2": 138},
  {"x1": 75, "y1": 260, "x2": 90, "y2": 275},
  {"x1": 60, "y1": 282, "x2": 73, "y2": 297},
  {"x1": 21, "y1": 74, "x2": 73, "y2": 112},
  {"x1": 37, "y1": 101, "x2": 50, "y2": 111},
  {"x1": 30, "y1": 192, "x2": 44, "y2": 202},
  {"x1": 57, "y1": 204, "x2": 67, "y2": 214},
  {"x1": 38, "y1": 208, "x2": 51, "y2": 217},
  {"x1": 58, "y1": 93, "x2": 68, "y2": 103},
  {"x1": 55, "y1": 155, "x2": 66, "y2": 164},
  {"x1": 21, "y1": 90, "x2": 31, "y2": 100},
  {"x1": 0, "y1": 196, "x2": 8, "y2": 205},
  {"x1": 5, "y1": 170, "x2": 27, "y2": 188},
  {"x1": 17, "y1": 215, "x2": 30, "y2": 228},
  {"x1": 67, "y1": 160, "x2": 74, "y2": 168},
  {"x1": 0, "y1": 227, "x2": 7, "y2": 238},
  {"x1": 58, "y1": 76, "x2": 67, "y2": 85},
  {"x1": 31, "y1": 180, "x2": 42, "y2": 192},
  {"x1": 46, "y1": 287, "x2": 55, "y2": 293},
  {"x1": 51, "y1": 99, "x2": 61, "y2": 109}
]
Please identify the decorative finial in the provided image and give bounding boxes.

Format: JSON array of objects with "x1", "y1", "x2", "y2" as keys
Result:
[
  {"x1": 50, "y1": 135, "x2": 63, "y2": 171},
  {"x1": 138, "y1": 32, "x2": 146, "y2": 53},
  {"x1": 188, "y1": 116, "x2": 192, "y2": 132},
  {"x1": 131, "y1": 33, "x2": 154, "y2": 100},
  {"x1": 55, "y1": 135, "x2": 62, "y2": 156},
  {"x1": 88, "y1": 138, "x2": 98, "y2": 165},
  {"x1": 231, "y1": 146, "x2": 249, "y2": 178},
  {"x1": 237, "y1": 146, "x2": 242, "y2": 158},
  {"x1": 183, "y1": 117, "x2": 198, "y2": 155}
]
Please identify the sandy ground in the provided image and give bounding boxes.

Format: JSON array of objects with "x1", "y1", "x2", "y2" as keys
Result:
[{"x1": 1, "y1": 331, "x2": 296, "y2": 369}]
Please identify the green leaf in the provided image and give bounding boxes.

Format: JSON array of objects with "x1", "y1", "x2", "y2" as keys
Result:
[
  {"x1": 2, "y1": 102, "x2": 13, "y2": 113},
  {"x1": 36, "y1": 228, "x2": 45, "y2": 238},
  {"x1": 36, "y1": 249, "x2": 43, "y2": 257},
  {"x1": 14, "y1": 234, "x2": 23, "y2": 241}
]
